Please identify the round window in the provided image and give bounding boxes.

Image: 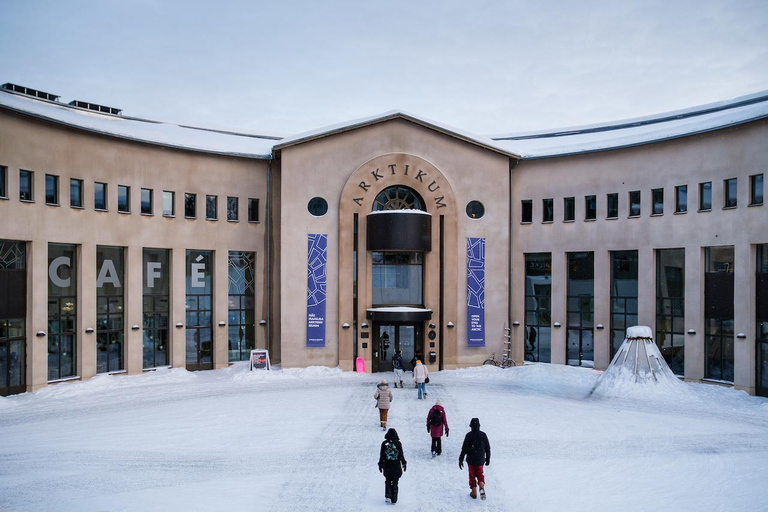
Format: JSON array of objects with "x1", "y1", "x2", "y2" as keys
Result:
[
  {"x1": 466, "y1": 201, "x2": 485, "y2": 219},
  {"x1": 308, "y1": 197, "x2": 328, "y2": 216}
]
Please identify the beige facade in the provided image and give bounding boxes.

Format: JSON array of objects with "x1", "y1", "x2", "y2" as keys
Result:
[{"x1": 1, "y1": 86, "x2": 766, "y2": 397}]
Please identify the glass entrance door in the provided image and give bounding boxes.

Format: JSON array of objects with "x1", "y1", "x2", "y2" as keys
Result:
[{"x1": 373, "y1": 323, "x2": 421, "y2": 373}]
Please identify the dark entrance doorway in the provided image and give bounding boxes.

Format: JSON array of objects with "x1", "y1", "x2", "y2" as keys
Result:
[
  {"x1": 1, "y1": 240, "x2": 26, "y2": 396},
  {"x1": 373, "y1": 323, "x2": 422, "y2": 373}
]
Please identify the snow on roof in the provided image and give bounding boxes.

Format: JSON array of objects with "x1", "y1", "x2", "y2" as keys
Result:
[
  {"x1": 273, "y1": 110, "x2": 522, "y2": 158},
  {"x1": 366, "y1": 307, "x2": 433, "y2": 313},
  {"x1": 368, "y1": 209, "x2": 432, "y2": 216},
  {"x1": 492, "y1": 90, "x2": 768, "y2": 159},
  {"x1": 0, "y1": 90, "x2": 279, "y2": 159},
  {"x1": 626, "y1": 326, "x2": 654, "y2": 339}
]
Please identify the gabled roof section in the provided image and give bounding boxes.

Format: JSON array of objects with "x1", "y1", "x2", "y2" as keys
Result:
[
  {"x1": 273, "y1": 110, "x2": 522, "y2": 159},
  {"x1": 491, "y1": 90, "x2": 768, "y2": 159},
  {"x1": 0, "y1": 89, "x2": 280, "y2": 159}
]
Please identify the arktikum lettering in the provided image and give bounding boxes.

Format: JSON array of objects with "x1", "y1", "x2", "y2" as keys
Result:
[{"x1": 351, "y1": 162, "x2": 448, "y2": 210}]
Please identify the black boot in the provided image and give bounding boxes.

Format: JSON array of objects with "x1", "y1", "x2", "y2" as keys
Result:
[
  {"x1": 391, "y1": 481, "x2": 399, "y2": 504},
  {"x1": 385, "y1": 480, "x2": 391, "y2": 502}
]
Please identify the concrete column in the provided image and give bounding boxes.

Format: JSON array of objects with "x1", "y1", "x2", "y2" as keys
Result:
[
  {"x1": 214, "y1": 247, "x2": 229, "y2": 369},
  {"x1": 734, "y1": 243, "x2": 756, "y2": 394},
  {"x1": 80, "y1": 241, "x2": 97, "y2": 380},
  {"x1": 551, "y1": 251, "x2": 566, "y2": 365},
  {"x1": 684, "y1": 246, "x2": 704, "y2": 381},
  {"x1": 124, "y1": 244, "x2": 143, "y2": 375},
  {"x1": 638, "y1": 246, "x2": 655, "y2": 330},
  {"x1": 27, "y1": 239, "x2": 49, "y2": 391},
  {"x1": 171, "y1": 247, "x2": 186, "y2": 368},
  {"x1": 593, "y1": 249, "x2": 610, "y2": 370}
]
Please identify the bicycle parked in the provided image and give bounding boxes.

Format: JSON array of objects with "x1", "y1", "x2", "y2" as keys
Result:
[{"x1": 483, "y1": 352, "x2": 516, "y2": 368}]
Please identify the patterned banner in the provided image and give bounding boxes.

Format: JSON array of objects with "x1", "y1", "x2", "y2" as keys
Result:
[
  {"x1": 467, "y1": 237, "x2": 486, "y2": 347},
  {"x1": 307, "y1": 234, "x2": 327, "y2": 347}
]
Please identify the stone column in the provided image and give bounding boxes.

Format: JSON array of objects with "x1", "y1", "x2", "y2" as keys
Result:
[
  {"x1": 684, "y1": 246, "x2": 704, "y2": 381},
  {"x1": 734, "y1": 243, "x2": 755, "y2": 394},
  {"x1": 550, "y1": 251, "x2": 566, "y2": 365}
]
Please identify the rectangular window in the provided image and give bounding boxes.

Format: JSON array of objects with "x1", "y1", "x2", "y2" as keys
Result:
[
  {"x1": 610, "y1": 251, "x2": 638, "y2": 357},
  {"x1": 163, "y1": 191, "x2": 175, "y2": 217},
  {"x1": 45, "y1": 174, "x2": 59, "y2": 205},
  {"x1": 0, "y1": 165, "x2": 6, "y2": 198},
  {"x1": 48, "y1": 243, "x2": 77, "y2": 381},
  {"x1": 563, "y1": 197, "x2": 575, "y2": 222},
  {"x1": 141, "y1": 188, "x2": 152, "y2": 215},
  {"x1": 699, "y1": 181, "x2": 712, "y2": 211},
  {"x1": 186, "y1": 250, "x2": 214, "y2": 370},
  {"x1": 675, "y1": 185, "x2": 687, "y2": 213},
  {"x1": 185, "y1": 193, "x2": 196, "y2": 218},
  {"x1": 248, "y1": 198, "x2": 259, "y2": 222},
  {"x1": 94, "y1": 182, "x2": 107, "y2": 210},
  {"x1": 607, "y1": 193, "x2": 618, "y2": 219},
  {"x1": 228, "y1": 251, "x2": 256, "y2": 362},
  {"x1": 524, "y1": 253, "x2": 551, "y2": 363},
  {"x1": 143, "y1": 248, "x2": 170, "y2": 369},
  {"x1": 206, "y1": 195, "x2": 217, "y2": 220},
  {"x1": 628, "y1": 190, "x2": 641, "y2": 217},
  {"x1": 19, "y1": 170, "x2": 33, "y2": 201},
  {"x1": 96, "y1": 246, "x2": 124, "y2": 373},
  {"x1": 750, "y1": 174, "x2": 764, "y2": 206},
  {"x1": 652, "y1": 188, "x2": 663, "y2": 215},
  {"x1": 521, "y1": 200, "x2": 532, "y2": 223},
  {"x1": 566, "y1": 252, "x2": 594, "y2": 366},
  {"x1": 723, "y1": 178, "x2": 737, "y2": 208},
  {"x1": 227, "y1": 196, "x2": 239, "y2": 221},
  {"x1": 585, "y1": 195, "x2": 596, "y2": 220},
  {"x1": 542, "y1": 198, "x2": 553, "y2": 223},
  {"x1": 372, "y1": 252, "x2": 423, "y2": 306},
  {"x1": 704, "y1": 246, "x2": 734, "y2": 382},
  {"x1": 0, "y1": 240, "x2": 27, "y2": 395},
  {"x1": 117, "y1": 185, "x2": 130, "y2": 213},
  {"x1": 70, "y1": 179, "x2": 83, "y2": 208},
  {"x1": 656, "y1": 248, "x2": 685, "y2": 376}
]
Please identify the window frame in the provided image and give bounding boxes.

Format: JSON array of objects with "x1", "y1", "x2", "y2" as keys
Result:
[
  {"x1": 723, "y1": 178, "x2": 737, "y2": 209},
  {"x1": 750, "y1": 173, "x2": 764, "y2": 206},
  {"x1": 163, "y1": 190, "x2": 175, "y2": 217},
  {"x1": 563, "y1": 197, "x2": 575, "y2": 222},
  {"x1": 227, "y1": 196, "x2": 239, "y2": 222},
  {"x1": 45, "y1": 174, "x2": 59, "y2": 206},
  {"x1": 628, "y1": 190, "x2": 641, "y2": 218},
  {"x1": 94, "y1": 181, "x2": 108, "y2": 211},
  {"x1": 542, "y1": 198, "x2": 553, "y2": 223},
  {"x1": 699, "y1": 181, "x2": 712, "y2": 211},
  {"x1": 584, "y1": 195, "x2": 596, "y2": 221},
  {"x1": 675, "y1": 185, "x2": 687, "y2": 213},
  {"x1": 521, "y1": 199, "x2": 533, "y2": 224},
  {"x1": 606, "y1": 193, "x2": 618, "y2": 219},
  {"x1": 184, "y1": 193, "x2": 197, "y2": 219},
  {"x1": 140, "y1": 188, "x2": 153, "y2": 215},
  {"x1": 19, "y1": 169, "x2": 34, "y2": 202},
  {"x1": 248, "y1": 198, "x2": 259, "y2": 223},
  {"x1": 117, "y1": 185, "x2": 131, "y2": 214},
  {"x1": 651, "y1": 188, "x2": 664, "y2": 216},
  {"x1": 70, "y1": 178, "x2": 84, "y2": 208},
  {"x1": 206, "y1": 194, "x2": 218, "y2": 221},
  {"x1": 0, "y1": 165, "x2": 8, "y2": 199}
]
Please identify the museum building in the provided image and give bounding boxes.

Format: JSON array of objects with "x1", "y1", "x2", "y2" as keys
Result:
[{"x1": 0, "y1": 83, "x2": 766, "y2": 397}]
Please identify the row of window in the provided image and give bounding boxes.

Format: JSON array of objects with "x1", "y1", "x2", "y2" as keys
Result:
[
  {"x1": 0, "y1": 166, "x2": 260, "y2": 222},
  {"x1": 521, "y1": 174, "x2": 764, "y2": 224}
]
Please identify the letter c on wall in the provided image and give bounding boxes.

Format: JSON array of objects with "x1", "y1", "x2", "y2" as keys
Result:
[{"x1": 49, "y1": 256, "x2": 71, "y2": 288}]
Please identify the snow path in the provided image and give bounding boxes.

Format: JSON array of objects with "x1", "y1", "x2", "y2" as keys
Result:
[{"x1": 1, "y1": 363, "x2": 767, "y2": 511}]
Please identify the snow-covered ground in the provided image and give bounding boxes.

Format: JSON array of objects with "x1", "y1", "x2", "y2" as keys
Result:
[{"x1": 1, "y1": 363, "x2": 767, "y2": 512}]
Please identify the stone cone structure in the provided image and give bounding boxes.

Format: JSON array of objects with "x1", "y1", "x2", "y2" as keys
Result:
[{"x1": 590, "y1": 326, "x2": 681, "y2": 396}]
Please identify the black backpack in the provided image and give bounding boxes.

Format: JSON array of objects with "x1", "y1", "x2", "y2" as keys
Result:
[
  {"x1": 385, "y1": 441, "x2": 399, "y2": 461},
  {"x1": 430, "y1": 408, "x2": 443, "y2": 427}
]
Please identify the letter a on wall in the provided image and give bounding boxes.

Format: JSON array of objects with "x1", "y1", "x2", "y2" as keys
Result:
[
  {"x1": 467, "y1": 237, "x2": 486, "y2": 347},
  {"x1": 307, "y1": 234, "x2": 327, "y2": 347}
]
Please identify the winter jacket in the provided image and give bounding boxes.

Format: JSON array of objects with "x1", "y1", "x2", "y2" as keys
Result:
[
  {"x1": 459, "y1": 418, "x2": 490, "y2": 467},
  {"x1": 413, "y1": 362, "x2": 429, "y2": 384},
  {"x1": 426, "y1": 404, "x2": 449, "y2": 438},
  {"x1": 393, "y1": 354, "x2": 404, "y2": 370},
  {"x1": 378, "y1": 431, "x2": 407, "y2": 479},
  {"x1": 374, "y1": 382, "x2": 393, "y2": 409}
]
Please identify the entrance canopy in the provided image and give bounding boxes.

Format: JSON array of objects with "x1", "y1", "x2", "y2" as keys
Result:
[{"x1": 366, "y1": 306, "x2": 433, "y2": 322}]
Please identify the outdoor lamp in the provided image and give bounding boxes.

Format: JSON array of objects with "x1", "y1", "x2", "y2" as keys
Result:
[
  {"x1": 737, "y1": 333, "x2": 747, "y2": 339},
  {"x1": 342, "y1": 322, "x2": 350, "y2": 329},
  {"x1": 131, "y1": 324, "x2": 140, "y2": 331},
  {"x1": 447, "y1": 322, "x2": 454, "y2": 329},
  {"x1": 218, "y1": 321, "x2": 226, "y2": 327},
  {"x1": 175, "y1": 323, "x2": 183, "y2": 329},
  {"x1": 687, "y1": 329, "x2": 696, "y2": 335},
  {"x1": 512, "y1": 321, "x2": 520, "y2": 327},
  {"x1": 36, "y1": 330, "x2": 46, "y2": 337},
  {"x1": 553, "y1": 322, "x2": 561, "y2": 328}
]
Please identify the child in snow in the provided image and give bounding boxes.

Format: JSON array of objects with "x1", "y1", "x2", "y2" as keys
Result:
[
  {"x1": 374, "y1": 379, "x2": 393, "y2": 430},
  {"x1": 458, "y1": 417, "x2": 491, "y2": 500},
  {"x1": 378, "y1": 428, "x2": 407, "y2": 504},
  {"x1": 426, "y1": 399, "x2": 449, "y2": 457},
  {"x1": 392, "y1": 350, "x2": 405, "y2": 388},
  {"x1": 412, "y1": 359, "x2": 429, "y2": 399}
]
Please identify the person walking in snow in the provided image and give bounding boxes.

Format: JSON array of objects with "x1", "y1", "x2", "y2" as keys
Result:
[
  {"x1": 412, "y1": 359, "x2": 429, "y2": 399},
  {"x1": 392, "y1": 350, "x2": 405, "y2": 388},
  {"x1": 426, "y1": 399, "x2": 449, "y2": 457},
  {"x1": 378, "y1": 428, "x2": 407, "y2": 504},
  {"x1": 458, "y1": 417, "x2": 491, "y2": 500},
  {"x1": 374, "y1": 379, "x2": 393, "y2": 430}
]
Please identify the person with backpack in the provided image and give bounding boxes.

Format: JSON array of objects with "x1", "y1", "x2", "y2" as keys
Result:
[
  {"x1": 426, "y1": 399, "x2": 449, "y2": 457},
  {"x1": 392, "y1": 350, "x2": 405, "y2": 388},
  {"x1": 374, "y1": 380, "x2": 393, "y2": 430},
  {"x1": 378, "y1": 428, "x2": 407, "y2": 504},
  {"x1": 458, "y1": 418, "x2": 491, "y2": 500},
  {"x1": 412, "y1": 359, "x2": 429, "y2": 399}
]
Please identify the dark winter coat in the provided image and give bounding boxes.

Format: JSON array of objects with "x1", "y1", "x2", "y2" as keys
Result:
[
  {"x1": 378, "y1": 430, "x2": 407, "y2": 479},
  {"x1": 393, "y1": 353, "x2": 404, "y2": 370},
  {"x1": 427, "y1": 404, "x2": 449, "y2": 438},
  {"x1": 459, "y1": 418, "x2": 490, "y2": 467}
]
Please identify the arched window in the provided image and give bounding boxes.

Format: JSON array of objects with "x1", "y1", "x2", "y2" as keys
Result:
[{"x1": 372, "y1": 186, "x2": 425, "y2": 212}]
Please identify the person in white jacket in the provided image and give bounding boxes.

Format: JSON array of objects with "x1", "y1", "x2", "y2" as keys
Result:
[{"x1": 412, "y1": 359, "x2": 429, "y2": 400}]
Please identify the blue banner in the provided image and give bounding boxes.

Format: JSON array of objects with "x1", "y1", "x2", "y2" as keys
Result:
[
  {"x1": 467, "y1": 237, "x2": 485, "y2": 347},
  {"x1": 307, "y1": 234, "x2": 327, "y2": 347}
]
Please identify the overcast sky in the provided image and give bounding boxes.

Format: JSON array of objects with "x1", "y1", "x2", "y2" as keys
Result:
[{"x1": 1, "y1": 0, "x2": 767, "y2": 136}]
